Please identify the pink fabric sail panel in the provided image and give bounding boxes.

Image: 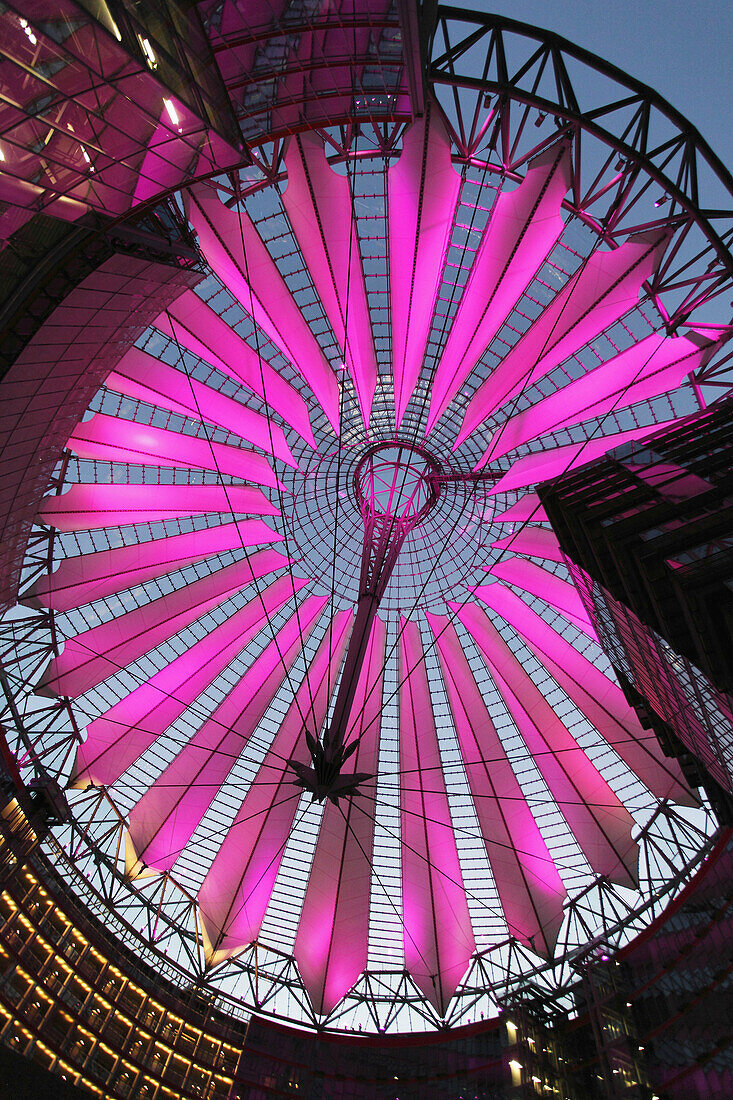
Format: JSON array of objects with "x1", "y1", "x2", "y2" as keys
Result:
[
  {"x1": 38, "y1": 483, "x2": 279, "y2": 531},
  {"x1": 108, "y1": 348, "x2": 297, "y2": 468},
  {"x1": 70, "y1": 573, "x2": 307, "y2": 789},
  {"x1": 426, "y1": 613, "x2": 567, "y2": 956},
  {"x1": 68, "y1": 413, "x2": 284, "y2": 491},
  {"x1": 294, "y1": 617, "x2": 386, "y2": 1016},
  {"x1": 483, "y1": 418, "x2": 679, "y2": 494},
  {"x1": 283, "y1": 132, "x2": 378, "y2": 428},
  {"x1": 209, "y1": 1, "x2": 410, "y2": 140},
  {"x1": 26, "y1": 520, "x2": 281, "y2": 612},
  {"x1": 427, "y1": 142, "x2": 572, "y2": 437},
  {"x1": 159, "y1": 292, "x2": 317, "y2": 447},
  {"x1": 125, "y1": 594, "x2": 328, "y2": 877},
  {"x1": 38, "y1": 549, "x2": 289, "y2": 699},
  {"x1": 480, "y1": 329, "x2": 717, "y2": 462},
  {"x1": 473, "y1": 583, "x2": 695, "y2": 806},
  {"x1": 182, "y1": 187, "x2": 339, "y2": 434},
  {"x1": 454, "y1": 602, "x2": 639, "y2": 888},
  {"x1": 207, "y1": 1, "x2": 287, "y2": 78},
  {"x1": 389, "y1": 105, "x2": 461, "y2": 428},
  {"x1": 491, "y1": 527, "x2": 564, "y2": 563},
  {"x1": 198, "y1": 610, "x2": 353, "y2": 964},
  {"x1": 492, "y1": 493, "x2": 548, "y2": 524},
  {"x1": 398, "y1": 618, "x2": 475, "y2": 1015},
  {"x1": 487, "y1": 558, "x2": 598, "y2": 637},
  {"x1": 457, "y1": 230, "x2": 670, "y2": 446}
]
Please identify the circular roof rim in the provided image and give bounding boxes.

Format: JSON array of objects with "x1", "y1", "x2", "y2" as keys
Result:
[{"x1": 2, "y1": 0, "x2": 726, "y2": 1042}]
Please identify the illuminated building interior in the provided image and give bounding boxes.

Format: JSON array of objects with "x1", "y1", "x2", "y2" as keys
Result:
[{"x1": 0, "y1": 3, "x2": 731, "y2": 1097}]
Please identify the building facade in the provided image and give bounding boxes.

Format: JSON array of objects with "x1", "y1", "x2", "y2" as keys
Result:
[{"x1": 540, "y1": 398, "x2": 733, "y2": 820}]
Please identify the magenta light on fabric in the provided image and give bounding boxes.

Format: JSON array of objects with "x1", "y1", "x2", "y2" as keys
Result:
[
  {"x1": 27, "y1": 520, "x2": 282, "y2": 612},
  {"x1": 487, "y1": 557, "x2": 599, "y2": 637},
  {"x1": 473, "y1": 583, "x2": 695, "y2": 806},
  {"x1": 427, "y1": 142, "x2": 571, "y2": 437},
  {"x1": 37, "y1": 483, "x2": 279, "y2": 530},
  {"x1": 492, "y1": 493, "x2": 548, "y2": 525},
  {"x1": 427, "y1": 612, "x2": 567, "y2": 957},
  {"x1": 457, "y1": 230, "x2": 670, "y2": 446},
  {"x1": 389, "y1": 106, "x2": 461, "y2": 429},
  {"x1": 126, "y1": 593, "x2": 328, "y2": 877},
  {"x1": 479, "y1": 330, "x2": 716, "y2": 462},
  {"x1": 197, "y1": 610, "x2": 353, "y2": 963},
  {"x1": 490, "y1": 527, "x2": 565, "y2": 564},
  {"x1": 455, "y1": 602, "x2": 639, "y2": 888},
  {"x1": 70, "y1": 573, "x2": 307, "y2": 789},
  {"x1": 183, "y1": 186, "x2": 339, "y2": 434},
  {"x1": 109, "y1": 348, "x2": 297, "y2": 467},
  {"x1": 160, "y1": 288, "x2": 318, "y2": 446},
  {"x1": 294, "y1": 617, "x2": 386, "y2": 1015},
  {"x1": 398, "y1": 618, "x2": 475, "y2": 1015},
  {"x1": 68, "y1": 412, "x2": 285, "y2": 490},
  {"x1": 283, "y1": 132, "x2": 377, "y2": 428},
  {"x1": 482, "y1": 418, "x2": 679, "y2": 492},
  {"x1": 39, "y1": 549, "x2": 289, "y2": 698},
  {"x1": 14, "y1": 81, "x2": 727, "y2": 1032}
]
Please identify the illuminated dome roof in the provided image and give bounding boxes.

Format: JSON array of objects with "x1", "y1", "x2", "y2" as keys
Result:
[{"x1": 3, "y1": 7, "x2": 731, "y2": 1034}]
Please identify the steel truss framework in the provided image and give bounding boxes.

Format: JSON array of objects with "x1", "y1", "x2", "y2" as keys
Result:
[
  {"x1": 427, "y1": 10, "x2": 733, "y2": 391},
  {"x1": 0, "y1": 621, "x2": 719, "y2": 1033},
  {"x1": 0, "y1": 8, "x2": 731, "y2": 1035}
]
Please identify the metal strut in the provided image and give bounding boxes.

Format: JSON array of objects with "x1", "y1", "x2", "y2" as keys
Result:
[{"x1": 289, "y1": 442, "x2": 501, "y2": 802}]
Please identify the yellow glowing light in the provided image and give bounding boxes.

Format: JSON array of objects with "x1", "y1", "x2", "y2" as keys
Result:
[
  {"x1": 164, "y1": 99, "x2": 180, "y2": 127},
  {"x1": 138, "y1": 35, "x2": 157, "y2": 69}
]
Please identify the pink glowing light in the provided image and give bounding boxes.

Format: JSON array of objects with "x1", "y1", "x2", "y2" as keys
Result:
[
  {"x1": 428, "y1": 142, "x2": 572, "y2": 437},
  {"x1": 487, "y1": 558, "x2": 599, "y2": 638},
  {"x1": 40, "y1": 549, "x2": 289, "y2": 698},
  {"x1": 473, "y1": 583, "x2": 695, "y2": 806},
  {"x1": 283, "y1": 132, "x2": 377, "y2": 428},
  {"x1": 37, "y1": 483, "x2": 279, "y2": 531},
  {"x1": 109, "y1": 348, "x2": 298, "y2": 467},
  {"x1": 399, "y1": 618, "x2": 475, "y2": 1015},
  {"x1": 427, "y1": 612, "x2": 567, "y2": 956},
  {"x1": 390, "y1": 106, "x2": 461, "y2": 428},
  {"x1": 490, "y1": 526, "x2": 564, "y2": 564},
  {"x1": 69, "y1": 412, "x2": 285, "y2": 490},
  {"x1": 197, "y1": 611, "x2": 353, "y2": 964},
  {"x1": 294, "y1": 617, "x2": 386, "y2": 1015},
  {"x1": 19, "y1": 107, "x2": 720, "y2": 1029},
  {"x1": 492, "y1": 493, "x2": 548, "y2": 524},
  {"x1": 482, "y1": 419, "x2": 680, "y2": 494},
  {"x1": 457, "y1": 231, "x2": 670, "y2": 447},
  {"x1": 70, "y1": 573, "x2": 305, "y2": 789},
  {"x1": 126, "y1": 594, "x2": 327, "y2": 877},
  {"x1": 454, "y1": 602, "x2": 639, "y2": 888},
  {"x1": 159, "y1": 290, "x2": 318, "y2": 446},
  {"x1": 479, "y1": 330, "x2": 717, "y2": 462},
  {"x1": 183, "y1": 187, "x2": 339, "y2": 435},
  {"x1": 27, "y1": 520, "x2": 281, "y2": 612}
]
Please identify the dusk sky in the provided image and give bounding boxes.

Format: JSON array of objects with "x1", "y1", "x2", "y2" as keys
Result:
[{"x1": 484, "y1": 1, "x2": 733, "y2": 172}]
